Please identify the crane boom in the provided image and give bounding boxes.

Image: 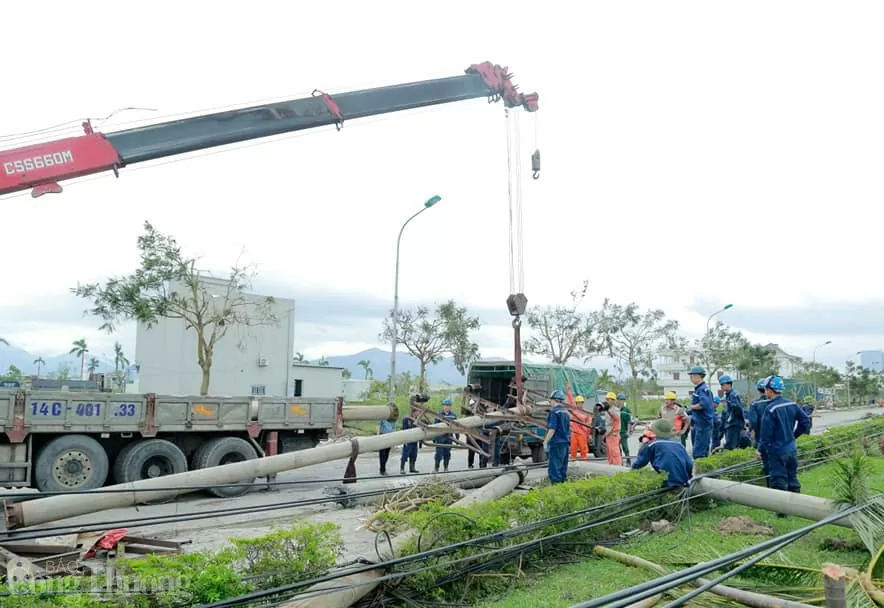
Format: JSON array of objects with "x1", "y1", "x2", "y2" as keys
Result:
[{"x1": 0, "y1": 62, "x2": 538, "y2": 198}]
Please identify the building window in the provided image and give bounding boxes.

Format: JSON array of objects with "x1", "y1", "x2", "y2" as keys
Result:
[
  {"x1": 293, "y1": 379, "x2": 303, "y2": 397},
  {"x1": 251, "y1": 385, "x2": 266, "y2": 396},
  {"x1": 672, "y1": 372, "x2": 680, "y2": 380}
]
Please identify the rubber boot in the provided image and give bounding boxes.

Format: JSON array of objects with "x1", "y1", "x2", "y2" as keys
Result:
[{"x1": 400, "y1": 465, "x2": 405, "y2": 475}]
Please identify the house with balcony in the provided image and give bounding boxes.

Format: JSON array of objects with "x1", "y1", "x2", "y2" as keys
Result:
[{"x1": 654, "y1": 349, "x2": 739, "y2": 400}]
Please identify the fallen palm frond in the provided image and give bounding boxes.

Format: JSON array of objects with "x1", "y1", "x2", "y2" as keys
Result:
[
  {"x1": 362, "y1": 478, "x2": 462, "y2": 533},
  {"x1": 592, "y1": 545, "x2": 817, "y2": 608},
  {"x1": 832, "y1": 451, "x2": 884, "y2": 554}
]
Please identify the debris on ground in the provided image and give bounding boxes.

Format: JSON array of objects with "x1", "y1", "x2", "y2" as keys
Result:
[
  {"x1": 821, "y1": 537, "x2": 867, "y2": 552},
  {"x1": 715, "y1": 515, "x2": 775, "y2": 536},
  {"x1": 649, "y1": 519, "x2": 674, "y2": 534},
  {"x1": 362, "y1": 478, "x2": 462, "y2": 532}
]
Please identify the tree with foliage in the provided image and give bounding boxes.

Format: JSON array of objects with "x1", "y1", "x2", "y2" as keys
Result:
[
  {"x1": 69, "y1": 338, "x2": 89, "y2": 380},
  {"x1": 293, "y1": 352, "x2": 305, "y2": 362},
  {"x1": 342, "y1": 368, "x2": 352, "y2": 379},
  {"x1": 87, "y1": 357, "x2": 101, "y2": 376},
  {"x1": 794, "y1": 360, "x2": 841, "y2": 391},
  {"x1": 733, "y1": 343, "x2": 779, "y2": 382},
  {"x1": 689, "y1": 322, "x2": 748, "y2": 380},
  {"x1": 33, "y1": 356, "x2": 45, "y2": 377},
  {"x1": 380, "y1": 300, "x2": 480, "y2": 391},
  {"x1": 597, "y1": 300, "x2": 680, "y2": 402},
  {"x1": 523, "y1": 280, "x2": 603, "y2": 364},
  {"x1": 0, "y1": 364, "x2": 22, "y2": 382},
  {"x1": 113, "y1": 341, "x2": 130, "y2": 390},
  {"x1": 50, "y1": 362, "x2": 72, "y2": 381},
  {"x1": 72, "y1": 221, "x2": 278, "y2": 395},
  {"x1": 844, "y1": 360, "x2": 881, "y2": 406},
  {"x1": 358, "y1": 359, "x2": 373, "y2": 380}
]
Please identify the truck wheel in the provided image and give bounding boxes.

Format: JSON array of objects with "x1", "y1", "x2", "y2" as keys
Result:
[
  {"x1": 34, "y1": 435, "x2": 109, "y2": 492},
  {"x1": 530, "y1": 444, "x2": 547, "y2": 464},
  {"x1": 113, "y1": 439, "x2": 188, "y2": 485},
  {"x1": 192, "y1": 436, "x2": 257, "y2": 498}
]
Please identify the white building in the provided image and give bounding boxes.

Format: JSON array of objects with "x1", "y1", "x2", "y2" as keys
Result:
[
  {"x1": 763, "y1": 343, "x2": 802, "y2": 378},
  {"x1": 654, "y1": 350, "x2": 738, "y2": 400},
  {"x1": 291, "y1": 364, "x2": 345, "y2": 398},
  {"x1": 135, "y1": 277, "x2": 295, "y2": 396}
]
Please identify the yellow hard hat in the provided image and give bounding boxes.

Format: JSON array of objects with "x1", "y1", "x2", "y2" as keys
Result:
[
  {"x1": 575, "y1": 395, "x2": 585, "y2": 403},
  {"x1": 665, "y1": 391, "x2": 677, "y2": 400},
  {"x1": 606, "y1": 392, "x2": 617, "y2": 400}
]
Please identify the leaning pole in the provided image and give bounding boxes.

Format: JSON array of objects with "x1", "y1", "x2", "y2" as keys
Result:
[{"x1": 2, "y1": 406, "x2": 528, "y2": 531}]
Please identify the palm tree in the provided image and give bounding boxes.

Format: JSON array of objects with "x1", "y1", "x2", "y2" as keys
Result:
[
  {"x1": 293, "y1": 352, "x2": 305, "y2": 362},
  {"x1": 113, "y1": 342, "x2": 130, "y2": 390},
  {"x1": 358, "y1": 359, "x2": 373, "y2": 380},
  {"x1": 69, "y1": 339, "x2": 88, "y2": 381},
  {"x1": 33, "y1": 357, "x2": 45, "y2": 378},
  {"x1": 87, "y1": 357, "x2": 101, "y2": 376},
  {"x1": 596, "y1": 369, "x2": 616, "y2": 390}
]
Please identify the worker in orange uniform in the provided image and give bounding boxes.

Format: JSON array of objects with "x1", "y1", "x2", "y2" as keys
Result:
[
  {"x1": 602, "y1": 393, "x2": 623, "y2": 466},
  {"x1": 569, "y1": 395, "x2": 591, "y2": 461}
]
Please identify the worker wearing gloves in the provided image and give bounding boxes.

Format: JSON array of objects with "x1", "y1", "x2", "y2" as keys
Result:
[
  {"x1": 433, "y1": 399, "x2": 457, "y2": 473},
  {"x1": 400, "y1": 407, "x2": 421, "y2": 475},
  {"x1": 602, "y1": 396, "x2": 623, "y2": 466},
  {"x1": 757, "y1": 376, "x2": 812, "y2": 507},
  {"x1": 543, "y1": 390, "x2": 572, "y2": 484},
  {"x1": 616, "y1": 393, "x2": 632, "y2": 460},
  {"x1": 687, "y1": 366, "x2": 715, "y2": 458},
  {"x1": 747, "y1": 379, "x2": 770, "y2": 448},
  {"x1": 631, "y1": 419, "x2": 695, "y2": 488},
  {"x1": 569, "y1": 395, "x2": 591, "y2": 461},
  {"x1": 719, "y1": 375, "x2": 746, "y2": 450}
]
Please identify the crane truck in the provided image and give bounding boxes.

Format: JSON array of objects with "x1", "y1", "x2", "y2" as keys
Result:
[{"x1": 0, "y1": 62, "x2": 539, "y2": 498}]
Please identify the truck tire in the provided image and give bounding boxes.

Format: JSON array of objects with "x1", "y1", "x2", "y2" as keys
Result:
[
  {"x1": 530, "y1": 444, "x2": 547, "y2": 464},
  {"x1": 34, "y1": 435, "x2": 109, "y2": 492},
  {"x1": 113, "y1": 439, "x2": 188, "y2": 485},
  {"x1": 192, "y1": 436, "x2": 258, "y2": 498}
]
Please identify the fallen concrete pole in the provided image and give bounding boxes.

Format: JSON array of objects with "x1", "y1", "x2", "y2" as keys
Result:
[
  {"x1": 3, "y1": 407, "x2": 527, "y2": 531},
  {"x1": 280, "y1": 465, "x2": 527, "y2": 608},
  {"x1": 325, "y1": 466, "x2": 515, "y2": 508},
  {"x1": 567, "y1": 460, "x2": 853, "y2": 529},
  {"x1": 341, "y1": 404, "x2": 398, "y2": 422}
]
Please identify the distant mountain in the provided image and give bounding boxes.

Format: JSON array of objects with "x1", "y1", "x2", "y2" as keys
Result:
[
  {"x1": 325, "y1": 348, "x2": 508, "y2": 385},
  {"x1": 0, "y1": 344, "x2": 113, "y2": 378}
]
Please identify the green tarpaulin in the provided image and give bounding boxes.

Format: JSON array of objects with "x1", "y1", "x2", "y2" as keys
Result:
[{"x1": 468, "y1": 362, "x2": 598, "y2": 400}]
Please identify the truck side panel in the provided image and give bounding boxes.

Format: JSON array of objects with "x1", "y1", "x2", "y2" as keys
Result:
[{"x1": 22, "y1": 393, "x2": 145, "y2": 432}]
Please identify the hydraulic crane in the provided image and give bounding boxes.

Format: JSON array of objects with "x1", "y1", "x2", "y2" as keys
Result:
[{"x1": 0, "y1": 62, "x2": 537, "y2": 198}]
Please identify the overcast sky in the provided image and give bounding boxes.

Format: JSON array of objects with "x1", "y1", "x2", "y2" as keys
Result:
[{"x1": 1, "y1": 1, "x2": 882, "y2": 371}]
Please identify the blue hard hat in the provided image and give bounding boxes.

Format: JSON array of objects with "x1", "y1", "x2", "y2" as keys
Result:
[
  {"x1": 756, "y1": 379, "x2": 767, "y2": 391},
  {"x1": 550, "y1": 390, "x2": 566, "y2": 402},
  {"x1": 616, "y1": 393, "x2": 626, "y2": 400},
  {"x1": 718, "y1": 375, "x2": 733, "y2": 385},
  {"x1": 688, "y1": 366, "x2": 706, "y2": 376},
  {"x1": 441, "y1": 399, "x2": 452, "y2": 406},
  {"x1": 713, "y1": 396, "x2": 722, "y2": 403},
  {"x1": 766, "y1": 376, "x2": 785, "y2": 392}
]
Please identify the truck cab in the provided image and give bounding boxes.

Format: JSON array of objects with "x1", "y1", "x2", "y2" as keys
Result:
[{"x1": 465, "y1": 361, "x2": 598, "y2": 464}]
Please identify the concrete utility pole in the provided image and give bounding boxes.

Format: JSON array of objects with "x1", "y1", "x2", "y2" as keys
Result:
[
  {"x1": 1, "y1": 403, "x2": 525, "y2": 531},
  {"x1": 389, "y1": 195, "x2": 442, "y2": 403}
]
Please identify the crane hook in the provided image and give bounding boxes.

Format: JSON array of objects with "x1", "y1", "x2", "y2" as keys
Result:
[{"x1": 531, "y1": 149, "x2": 541, "y2": 180}]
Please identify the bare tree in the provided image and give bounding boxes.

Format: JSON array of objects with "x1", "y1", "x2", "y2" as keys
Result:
[
  {"x1": 523, "y1": 280, "x2": 602, "y2": 364},
  {"x1": 73, "y1": 221, "x2": 277, "y2": 395}
]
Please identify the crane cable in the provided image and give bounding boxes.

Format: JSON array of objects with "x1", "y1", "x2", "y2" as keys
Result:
[{"x1": 504, "y1": 108, "x2": 526, "y2": 295}]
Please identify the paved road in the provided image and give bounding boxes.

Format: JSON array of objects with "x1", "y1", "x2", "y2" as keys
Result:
[{"x1": 3, "y1": 405, "x2": 879, "y2": 554}]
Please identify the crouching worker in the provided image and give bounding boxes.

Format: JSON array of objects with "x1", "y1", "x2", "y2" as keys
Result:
[{"x1": 631, "y1": 419, "x2": 694, "y2": 488}]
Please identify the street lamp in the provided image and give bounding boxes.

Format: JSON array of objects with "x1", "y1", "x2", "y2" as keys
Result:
[
  {"x1": 811, "y1": 340, "x2": 832, "y2": 401},
  {"x1": 389, "y1": 195, "x2": 442, "y2": 403},
  {"x1": 706, "y1": 303, "x2": 734, "y2": 336}
]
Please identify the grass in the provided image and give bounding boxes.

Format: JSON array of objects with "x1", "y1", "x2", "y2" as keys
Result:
[{"x1": 475, "y1": 456, "x2": 884, "y2": 608}]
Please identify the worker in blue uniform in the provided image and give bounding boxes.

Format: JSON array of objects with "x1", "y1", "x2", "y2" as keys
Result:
[
  {"x1": 799, "y1": 397, "x2": 815, "y2": 431},
  {"x1": 688, "y1": 366, "x2": 715, "y2": 458},
  {"x1": 542, "y1": 390, "x2": 572, "y2": 484},
  {"x1": 631, "y1": 419, "x2": 694, "y2": 488},
  {"x1": 433, "y1": 399, "x2": 457, "y2": 473},
  {"x1": 747, "y1": 378, "x2": 770, "y2": 448},
  {"x1": 757, "y1": 376, "x2": 812, "y2": 506},
  {"x1": 400, "y1": 407, "x2": 421, "y2": 475},
  {"x1": 719, "y1": 375, "x2": 747, "y2": 450}
]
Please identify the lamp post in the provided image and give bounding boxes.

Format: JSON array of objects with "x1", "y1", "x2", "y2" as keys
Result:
[
  {"x1": 706, "y1": 303, "x2": 734, "y2": 336},
  {"x1": 389, "y1": 195, "x2": 442, "y2": 403},
  {"x1": 811, "y1": 340, "x2": 832, "y2": 401}
]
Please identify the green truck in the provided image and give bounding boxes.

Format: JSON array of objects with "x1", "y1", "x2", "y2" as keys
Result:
[{"x1": 465, "y1": 361, "x2": 598, "y2": 464}]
